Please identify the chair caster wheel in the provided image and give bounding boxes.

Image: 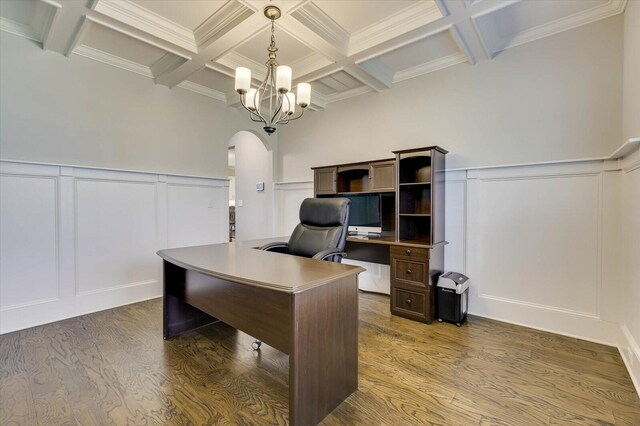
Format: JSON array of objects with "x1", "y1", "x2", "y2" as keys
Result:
[
  {"x1": 438, "y1": 318, "x2": 443, "y2": 322},
  {"x1": 456, "y1": 323, "x2": 461, "y2": 327},
  {"x1": 251, "y1": 340, "x2": 262, "y2": 350}
]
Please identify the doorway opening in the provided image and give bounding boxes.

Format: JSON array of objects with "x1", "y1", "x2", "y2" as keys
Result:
[{"x1": 228, "y1": 147, "x2": 236, "y2": 242}]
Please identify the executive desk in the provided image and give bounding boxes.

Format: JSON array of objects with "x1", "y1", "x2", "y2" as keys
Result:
[{"x1": 157, "y1": 239, "x2": 365, "y2": 426}]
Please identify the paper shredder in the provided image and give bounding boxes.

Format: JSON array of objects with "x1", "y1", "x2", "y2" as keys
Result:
[{"x1": 437, "y1": 272, "x2": 470, "y2": 326}]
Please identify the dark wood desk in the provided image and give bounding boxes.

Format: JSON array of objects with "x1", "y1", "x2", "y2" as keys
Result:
[{"x1": 157, "y1": 239, "x2": 365, "y2": 426}]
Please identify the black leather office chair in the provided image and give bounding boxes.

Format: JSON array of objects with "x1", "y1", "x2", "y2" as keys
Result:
[
  {"x1": 260, "y1": 197, "x2": 351, "y2": 262},
  {"x1": 251, "y1": 197, "x2": 351, "y2": 350}
]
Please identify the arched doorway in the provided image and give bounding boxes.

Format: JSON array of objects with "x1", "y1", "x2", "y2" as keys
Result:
[{"x1": 228, "y1": 130, "x2": 275, "y2": 241}]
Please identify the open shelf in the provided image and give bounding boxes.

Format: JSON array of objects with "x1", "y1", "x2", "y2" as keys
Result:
[
  {"x1": 337, "y1": 168, "x2": 369, "y2": 193},
  {"x1": 399, "y1": 213, "x2": 431, "y2": 217},
  {"x1": 399, "y1": 185, "x2": 431, "y2": 215},
  {"x1": 399, "y1": 155, "x2": 432, "y2": 184},
  {"x1": 398, "y1": 215, "x2": 431, "y2": 245}
]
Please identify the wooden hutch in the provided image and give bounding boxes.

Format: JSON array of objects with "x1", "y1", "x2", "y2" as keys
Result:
[{"x1": 312, "y1": 146, "x2": 447, "y2": 323}]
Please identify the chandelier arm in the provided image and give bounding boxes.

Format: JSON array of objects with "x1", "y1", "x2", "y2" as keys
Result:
[
  {"x1": 275, "y1": 107, "x2": 305, "y2": 125},
  {"x1": 239, "y1": 95, "x2": 267, "y2": 125}
]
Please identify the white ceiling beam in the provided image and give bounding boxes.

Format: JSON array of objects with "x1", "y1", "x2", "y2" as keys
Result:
[
  {"x1": 155, "y1": 12, "x2": 266, "y2": 88},
  {"x1": 39, "y1": 0, "x2": 88, "y2": 55}
]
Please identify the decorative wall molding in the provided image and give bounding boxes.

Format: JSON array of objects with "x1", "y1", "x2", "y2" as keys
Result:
[
  {"x1": 92, "y1": 0, "x2": 197, "y2": 52},
  {"x1": 0, "y1": 160, "x2": 229, "y2": 334}
]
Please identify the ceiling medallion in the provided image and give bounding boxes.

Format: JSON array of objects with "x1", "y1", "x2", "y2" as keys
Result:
[{"x1": 234, "y1": 5, "x2": 311, "y2": 135}]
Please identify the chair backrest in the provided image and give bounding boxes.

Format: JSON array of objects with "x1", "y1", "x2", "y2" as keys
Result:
[{"x1": 287, "y1": 198, "x2": 351, "y2": 262}]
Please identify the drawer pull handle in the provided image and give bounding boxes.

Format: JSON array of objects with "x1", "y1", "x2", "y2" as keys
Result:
[
  {"x1": 406, "y1": 299, "x2": 412, "y2": 304},
  {"x1": 406, "y1": 269, "x2": 412, "y2": 274},
  {"x1": 405, "y1": 249, "x2": 411, "y2": 255}
]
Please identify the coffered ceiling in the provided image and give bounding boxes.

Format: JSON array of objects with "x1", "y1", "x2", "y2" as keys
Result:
[{"x1": 0, "y1": 0, "x2": 628, "y2": 110}]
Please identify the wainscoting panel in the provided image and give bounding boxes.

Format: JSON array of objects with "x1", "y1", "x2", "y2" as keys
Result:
[
  {"x1": 273, "y1": 181, "x2": 313, "y2": 237},
  {"x1": 444, "y1": 171, "x2": 467, "y2": 275},
  {"x1": 619, "y1": 151, "x2": 640, "y2": 393},
  {"x1": 166, "y1": 177, "x2": 229, "y2": 248},
  {"x1": 0, "y1": 160, "x2": 229, "y2": 334},
  {"x1": 75, "y1": 178, "x2": 158, "y2": 295},
  {"x1": 475, "y1": 173, "x2": 600, "y2": 316},
  {"x1": 0, "y1": 171, "x2": 58, "y2": 309}
]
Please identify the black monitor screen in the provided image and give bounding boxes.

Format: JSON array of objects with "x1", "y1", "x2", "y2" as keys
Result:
[{"x1": 345, "y1": 194, "x2": 381, "y2": 227}]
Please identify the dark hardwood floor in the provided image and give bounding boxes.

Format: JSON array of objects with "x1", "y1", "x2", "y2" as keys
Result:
[{"x1": 1, "y1": 292, "x2": 639, "y2": 425}]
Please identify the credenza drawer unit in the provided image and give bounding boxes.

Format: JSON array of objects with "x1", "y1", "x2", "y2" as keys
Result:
[
  {"x1": 392, "y1": 259, "x2": 426, "y2": 286},
  {"x1": 392, "y1": 288, "x2": 426, "y2": 320}
]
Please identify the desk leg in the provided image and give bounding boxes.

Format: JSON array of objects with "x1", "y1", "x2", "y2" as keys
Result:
[
  {"x1": 289, "y1": 276, "x2": 359, "y2": 426},
  {"x1": 163, "y1": 260, "x2": 218, "y2": 339}
]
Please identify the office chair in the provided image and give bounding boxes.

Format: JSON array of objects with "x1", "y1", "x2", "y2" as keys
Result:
[{"x1": 251, "y1": 197, "x2": 351, "y2": 350}]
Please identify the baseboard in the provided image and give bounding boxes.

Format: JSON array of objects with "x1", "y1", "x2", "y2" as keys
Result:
[
  {"x1": 619, "y1": 325, "x2": 640, "y2": 396},
  {"x1": 0, "y1": 280, "x2": 161, "y2": 334},
  {"x1": 468, "y1": 295, "x2": 623, "y2": 348}
]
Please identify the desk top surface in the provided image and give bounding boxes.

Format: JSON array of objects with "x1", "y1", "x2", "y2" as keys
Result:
[{"x1": 157, "y1": 238, "x2": 365, "y2": 294}]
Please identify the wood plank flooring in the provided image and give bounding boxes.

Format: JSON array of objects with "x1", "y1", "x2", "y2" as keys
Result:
[{"x1": 1, "y1": 292, "x2": 638, "y2": 425}]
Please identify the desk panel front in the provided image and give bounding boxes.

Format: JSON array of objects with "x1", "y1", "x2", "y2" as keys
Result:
[{"x1": 158, "y1": 242, "x2": 364, "y2": 426}]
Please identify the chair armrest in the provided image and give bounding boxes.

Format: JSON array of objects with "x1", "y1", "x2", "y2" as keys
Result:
[
  {"x1": 312, "y1": 249, "x2": 347, "y2": 262},
  {"x1": 260, "y1": 242, "x2": 289, "y2": 252}
]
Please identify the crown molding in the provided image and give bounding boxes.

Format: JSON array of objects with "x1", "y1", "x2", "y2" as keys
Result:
[
  {"x1": 348, "y1": 1, "x2": 443, "y2": 55},
  {"x1": 324, "y1": 85, "x2": 372, "y2": 104},
  {"x1": 288, "y1": 53, "x2": 334, "y2": 80},
  {"x1": 290, "y1": 3, "x2": 349, "y2": 56},
  {"x1": 480, "y1": 0, "x2": 628, "y2": 56},
  {"x1": 73, "y1": 44, "x2": 153, "y2": 78},
  {"x1": 194, "y1": 1, "x2": 253, "y2": 48},
  {"x1": 0, "y1": 17, "x2": 40, "y2": 42},
  {"x1": 308, "y1": 89, "x2": 328, "y2": 110},
  {"x1": 92, "y1": 0, "x2": 197, "y2": 53},
  {"x1": 176, "y1": 81, "x2": 226, "y2": 102},
  {"x1": 393, "y1": 51, "x2": 467, "y2": 83},
  {"x1": 216, "y1": 51, "x2": 266, "y2": 81}
]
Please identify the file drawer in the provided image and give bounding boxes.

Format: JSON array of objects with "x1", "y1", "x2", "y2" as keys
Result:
[{"x1": 392, "y1": 288, "x2": 426, "y2": 319}]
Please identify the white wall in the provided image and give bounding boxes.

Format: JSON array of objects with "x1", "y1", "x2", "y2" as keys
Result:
[
  {"x1": 0, "y1": 160, "x2": 229, "y2": 334},
  {"x1": 273, "y1": 147, "x2": 640, "y2": 393},
  {"x1": 231, "y1": 131, "x2": 276, "y2": 241},
  {"x1": 277, "y1": 16, "x2": 623, "y2": 181},
  {"x1": 0, "y1": 32, "x2": 251, "y2": 178},
  {"x1": 623, "y1": 0, "x2": 640, "y2": 140}
]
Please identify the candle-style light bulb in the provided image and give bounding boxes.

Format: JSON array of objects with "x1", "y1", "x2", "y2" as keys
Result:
[
  {"x1": 276, "y1": 66, "x2": 292, "y2": 93},
  {"x1": 297, "y1": 83, "x2": 311, "y2": 107},
  {"x1": 235, "y1": 67, "x2": 251, "y2": 94}
]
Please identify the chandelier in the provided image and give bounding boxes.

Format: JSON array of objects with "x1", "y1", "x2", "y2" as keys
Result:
[{"x1": 234, "y1": 6, "x2": 311, "y2": 135}]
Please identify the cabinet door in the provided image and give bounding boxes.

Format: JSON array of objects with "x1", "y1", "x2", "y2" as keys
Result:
[
  {"x1": 314, "y1": 167, "x2": 337, "y2": 195},
  {"x1": 369, "y1": 160, "x2": 395, "y2": 192}
]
